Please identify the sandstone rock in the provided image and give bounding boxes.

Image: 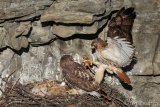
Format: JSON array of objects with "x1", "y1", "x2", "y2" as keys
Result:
[
  {"x1": 0, "y1": 0, "x2": 53, "y2": 21},
  {"x1": 0, "y1": 20, "x2": 5, "y2": 26},
  {"x1": 52, "y1": 23, "x2": 98, "y2": 38},
  {"x1": 41, "y1": 0, "x2": 111, "y2": 37},
  {"x1": 41, "y1": 0, "x2": 110, "y2": 24},
  {"x1": 52, "y1": 17, "x2": 109, "y2": 38},
  {"x1": 0, "y1": 1, "x2": 11, "y2": 9},
  {"x1": 29, "y1": 21, "x2": 57, "y2": 45},
  {"x1": 0, "y1": 49, "x2": 15, "y2": 78},
  {"x1": 9, "y1": 21, "x2": 31, "y2": 50},
  {"x1": 13, "y1": 45, "x2": 62, "y2": 85},
  {"x1": 0, "y1": 27, "x2": 7, "y2": 48},
  {"x1": 21, "y1": 36, "x2": 28, "y2": 48},
  {"x1": 0, "y1": 21, "x2": 31, "y2": 50},
  {"x1": 0, "y1": 0, "x2": 159, "y2": 106},
  {"x1": 153, "y1": 39, "x2": 160, "y2": 75},
  {"x1": 131, "y1": 33, "x2": 159, "y2": 75}
]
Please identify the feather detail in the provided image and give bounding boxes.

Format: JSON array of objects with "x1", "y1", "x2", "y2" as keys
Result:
[
  {"x1": 106, "y1": 65, "x2": 131, "y2": 84},
  {"x1": 60, "y1": 55, "x2": 100, "y2": 92},
  {"x1": 107, "y1": 7, "x2": 136, "y2": 43},
  {"x1": 60, "y1": 55, "x2": 112, "y2": 100},
  {"x1": 113, "y1": 36, "x2": 135, "y2": 67},
  {"x1": 115, "y1": 70, "x2": 131, "y2": 84},
  {"x1": 98, "y1": 89, "x2": 111, "y2": 100},
  {"x1": 99, "y1": 37, "x2": 135, "y2": 67}
]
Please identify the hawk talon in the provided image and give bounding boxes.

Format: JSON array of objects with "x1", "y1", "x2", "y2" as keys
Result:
[
  {"x1": 82, "y1": 55, "x2": 95, "y2": 74},
  {"x1": 82, "y1": 56, "x2": 93, "y2": 67}
]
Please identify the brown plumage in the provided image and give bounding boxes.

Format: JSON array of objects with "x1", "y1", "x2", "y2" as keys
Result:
[
  {"x1": 91, "y1": 7, "x2": 136, "y2": 84},
  {"x1": 60, "y1": 55, "x2": 111, "y2": 100},
  {"x1": 107, "y1": 7, "x2": 136, "y2": 43}
]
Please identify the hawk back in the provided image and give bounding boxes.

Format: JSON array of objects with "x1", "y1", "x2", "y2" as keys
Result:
[{"x1": 61, "y1": 56, "x2": 100, "y2": 92}]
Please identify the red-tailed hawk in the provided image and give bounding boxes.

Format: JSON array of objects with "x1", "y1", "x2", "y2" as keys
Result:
[
  {"x1": 91, "y1": 7, "x2": 136, "y2": 84},
  {"x1": 60, "y1": 55, "x2": 110, "y2": 100}
]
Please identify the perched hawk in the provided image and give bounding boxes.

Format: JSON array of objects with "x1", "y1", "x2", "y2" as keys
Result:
[
  {"x1": 60, "y1": 55, "x2": 110, "y2": 100},
  {"x1": 91, "y1": 7, "x2": 136, "y2": 84}
]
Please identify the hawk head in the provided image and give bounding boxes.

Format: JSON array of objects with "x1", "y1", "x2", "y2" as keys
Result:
[
  {"x1": 91, "y1": 38, "x2": 107, "y2": 51},
  {"x1": 60, "y1": 55, "x2": 74, "y2": 68}
]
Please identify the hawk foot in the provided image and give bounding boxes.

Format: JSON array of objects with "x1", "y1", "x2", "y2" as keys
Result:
[{"x1": 82, "y1": 55, "x2": 93, "y2": 67}]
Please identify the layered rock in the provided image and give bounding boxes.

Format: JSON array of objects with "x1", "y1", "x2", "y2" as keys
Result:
[
  {"x1": 0, "y1": 0, "x2": 53, "y2": 21},
  {"x1": 0, "y1": 0, "x2": 160, "y2": 106},
  {"x1": 0, "y1": 0, "x2": 112, "y2": 96},
  {"x1": 41, "y1": 0, "x2": 111, "y2": 37},
  {"x1": 29, "y1": 21, "x2": 56, "y2": 45},
  {"x1": 0, "y1": 0, "x2": 54, "y2": 50}
]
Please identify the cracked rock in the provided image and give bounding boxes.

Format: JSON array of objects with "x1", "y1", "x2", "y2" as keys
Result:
[{"x1": 41, "y1": 0, "x2": 111, "y2": 37}]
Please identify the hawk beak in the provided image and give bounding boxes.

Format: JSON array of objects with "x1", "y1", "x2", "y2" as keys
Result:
[{"x1": 91, "y1": 46, "x2": 96, "y2": 54}]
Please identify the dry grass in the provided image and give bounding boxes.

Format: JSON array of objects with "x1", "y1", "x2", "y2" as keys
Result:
[
  {"x1": 0, "y1": 80, "x2": 135, "y2": 107},
  {"x1": 0, "y1": 71, "x2": 135, "y2": 107}
]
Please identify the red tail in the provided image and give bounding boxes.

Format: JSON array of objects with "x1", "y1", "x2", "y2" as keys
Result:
[
  {"x1": 98, "y1": 89, "x2": 111, "y2": 101},
  {"x1": 115, "y1": 70, "x2": 131, "y2": 84}
]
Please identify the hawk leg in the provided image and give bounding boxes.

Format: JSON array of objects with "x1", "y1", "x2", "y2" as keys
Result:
[{"x1": 82, "y1": 56, "x2": 95, "y2": 74}]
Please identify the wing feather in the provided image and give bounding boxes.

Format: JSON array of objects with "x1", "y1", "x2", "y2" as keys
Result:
[
  {"x1": 100, "y1": 37, "x2": 135, "y2": 67},
  {"x1": 62, "y1": 62, "x2": 99, "y2": 92},
  {"x1": 107, "y1": 7, "x2": 136, "y2": 43}
]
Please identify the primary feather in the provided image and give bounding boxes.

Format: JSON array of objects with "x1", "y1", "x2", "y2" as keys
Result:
[{"x1": 91, "y1": 7, "x2": 136, "y2": 84}]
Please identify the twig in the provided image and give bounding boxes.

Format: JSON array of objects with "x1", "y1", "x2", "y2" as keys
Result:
[
  {"x1": 88, "y1": 66, "x2": 96, "y2": 75},
  {"x1": 15, "y1": 85, "x2": 56, "y2": 106},
  {"x1": 5, "y1": 70, "x2": 17, "y2": 82},
  {"x1": 14, "y1": 85, "x2": 43, "y2": 106},
  {"x1": 0, "y1": 88, "x2": 4, "y2": 95},
  {"x1": 1, "y1": 77, "x2": 132, "y2": 107},
  {"x1": 9, "y1": 78, "x2": 20, "y2": 93},
  {"x1": 111, "y1": 96, "x2": 130, "y2": 107}
]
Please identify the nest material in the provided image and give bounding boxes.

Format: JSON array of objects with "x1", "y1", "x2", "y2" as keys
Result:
[
  {"x1": 0, "y1": 71, "x2": 135, "y2": 107},
  {"x1": 0, "y1": 79, "x2": 135, "y2": 107}
]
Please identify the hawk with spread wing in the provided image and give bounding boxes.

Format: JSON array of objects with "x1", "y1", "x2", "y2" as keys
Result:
[
  {"x1": 60, "y1": 55, "x2": 111, "y2": 100},
  {"x1": 91, "y1": 7, "x2": 136, "y2": 84}
]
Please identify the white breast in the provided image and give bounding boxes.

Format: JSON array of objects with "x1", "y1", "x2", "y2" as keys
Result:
[{"x1": 101, "y1": 37, "x2": 135, "y2": 67}]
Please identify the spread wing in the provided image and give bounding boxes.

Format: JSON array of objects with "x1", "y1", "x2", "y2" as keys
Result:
[
  {"x1": 62, "y1": 62, "x2": 99, "y2": 92},
  {"x1": 100, "y1": 37, "x2": 135, "y2": 67},
  {"x1": 107, "y1": 7, "x2": 136, "y2": 43}
]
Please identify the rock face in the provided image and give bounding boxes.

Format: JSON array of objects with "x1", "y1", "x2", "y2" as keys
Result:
[
  {"x1": 41, "y1": 0, "x2": 109, "y2": 24},
  {"x1": 41, "y1": 0, "x2": 111, "y2": 37},
  {"x1": 0, "y1": 0, "x2": 54, "y2": 50},
  {"x1": 0, "y1": 21, "x2": 31, "y2": 50},
  {"x1": 0, "y1": 0, "x2": 160, "y2": 106}
]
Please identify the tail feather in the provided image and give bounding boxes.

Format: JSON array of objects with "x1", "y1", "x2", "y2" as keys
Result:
[
  {"x1": 114, "y1": 68, "x2": 131, "y2": 84},
  {"x1": 98, "y1": 89, "x2": 111, "y2": 100},
  {"x1": 107, "y1": 65, "x2": 131, "y2": 84}
]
